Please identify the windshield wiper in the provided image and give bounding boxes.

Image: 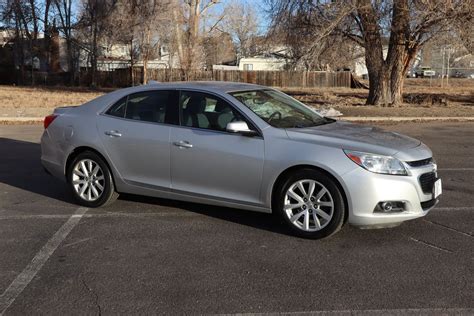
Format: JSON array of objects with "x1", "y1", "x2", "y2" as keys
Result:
[{"x1": 310, "y1": 117, "x2": 336, "y2": 126}]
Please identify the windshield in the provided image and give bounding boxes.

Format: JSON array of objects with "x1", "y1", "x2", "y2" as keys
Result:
[{"x1": 229, "y1": 89, "x2": 333, "y2": 128}]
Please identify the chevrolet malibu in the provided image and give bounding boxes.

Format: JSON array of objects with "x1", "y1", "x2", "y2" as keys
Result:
[{"x1": 41, "y1": 82, "x2": 442, "y2": 239}]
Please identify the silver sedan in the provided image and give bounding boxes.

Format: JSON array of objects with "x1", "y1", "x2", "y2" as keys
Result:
[{"x1": 41, "y1": 82, "x2": 441, "y2": 239}]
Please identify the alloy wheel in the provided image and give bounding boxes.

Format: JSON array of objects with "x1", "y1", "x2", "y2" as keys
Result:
[
  {"x1": 284, "y1": 179, "x2": 334, "y2": 232},
  {"x1": 72, "y1": 159, "x2": 105, "y2": 202}
]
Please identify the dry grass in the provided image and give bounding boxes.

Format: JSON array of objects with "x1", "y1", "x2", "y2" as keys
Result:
[
  {"x1": 0, "y1": 78, "x2": 472, "y2": 119},
  {"x1": 0, "y1": 85, "x2": 105, "y2": 118}
]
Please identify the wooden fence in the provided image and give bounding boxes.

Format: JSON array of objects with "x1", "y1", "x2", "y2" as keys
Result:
[
  {"x1": 23, "y1": 68, "x2": 352, "y2": 88},
  {"x1": 142, "y1": 69, "x2": 352, "y2": 88}
]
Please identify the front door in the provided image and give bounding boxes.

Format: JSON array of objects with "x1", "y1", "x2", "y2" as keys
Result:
[{"x1": 170, "y1": 90, "x2": 265, "y2": 205}]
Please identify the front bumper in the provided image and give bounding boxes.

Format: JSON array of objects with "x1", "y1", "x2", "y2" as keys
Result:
[{"x1": 342, "y1": 163, "x2": 439, "y2": 227}]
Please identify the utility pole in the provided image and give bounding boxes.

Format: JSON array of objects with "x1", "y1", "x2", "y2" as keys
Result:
[
  {"x1": 446, "y1": 48, "x2": 450, "y2": 87},
  {"x1": 441, "y1": 47, "x2": 445, "y2": 87}
]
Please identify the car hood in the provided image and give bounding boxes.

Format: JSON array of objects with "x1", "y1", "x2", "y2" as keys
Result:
[{"x1": 285, "y1": 121, "x2": 426, "y2": 159}]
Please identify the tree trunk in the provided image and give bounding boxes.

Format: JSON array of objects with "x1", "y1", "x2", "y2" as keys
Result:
[
  {"x1": 143, "y1": 63, "x2": 148, "y2": 84},
  {"x1": 90, "y1": 20, "x2": 98, "y2": 88},
  {"x1": 390, "y1": 67, "x2": 406, "y2": 106},
  {"x1": 367, "y1": 68, "x2": 391, "y2": 106},
  {"x1": 172, "y1": 3, "x2": 186, "y2": 79},
  {"x1": 43, "y1": 0, "x2": 51, "y2": 73},
  {"x1": 30, "y1": 39, "x2": 35, "y2": 85},
  {"x1": 143, "y1": 29, "x2": 150, "y2": 84},
  {"x1": 386, "y1": 0, "x2": 410, "y2": 106},
  {"x1": 357, "y1": 0, "x2": 392, "y2": 106},
  {"x1": 129, "y1": 39, "x2": 135, "y2": 86},
  {"x1": 66, "y1": 40, "x2": 74, "y2": 85}
]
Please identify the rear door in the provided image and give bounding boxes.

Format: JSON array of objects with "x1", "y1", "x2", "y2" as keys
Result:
[
  {"x1": 170, "y1": 90, "x2": 265, "y2": 205},
  {"x1": 97, "y1": 89, "x2": 178, "y2": 188}
]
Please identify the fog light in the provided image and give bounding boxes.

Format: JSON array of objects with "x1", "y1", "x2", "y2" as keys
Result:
[
  {"x1": 374, "y1": 201, "x2": 406, "y2": 213},
  {"x1": 381, "y1": 202, "x2": 393, "y2": 212}
]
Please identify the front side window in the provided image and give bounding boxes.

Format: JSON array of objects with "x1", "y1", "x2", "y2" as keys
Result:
[
  {"x1": 179, "y1": 91, "x2": 245, "y2": 132},
  {"x1": 106, "y1": 90, "x2": 176, "y2": 124},
  {"x1": 229, "y1": 89, "x2": 333, "y2": 128}
]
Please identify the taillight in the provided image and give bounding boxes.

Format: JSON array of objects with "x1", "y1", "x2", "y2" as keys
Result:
[{"x1": 44, "y1": 114, "x2": 58, "y2": 129}]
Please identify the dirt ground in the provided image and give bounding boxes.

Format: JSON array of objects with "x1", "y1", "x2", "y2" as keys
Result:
[
  {"x1": 282, "y1": 78, "x2": 474, "y2": 117},
  {"x1": 0, "y1": 78, "x2": 472, "y2": 118}
]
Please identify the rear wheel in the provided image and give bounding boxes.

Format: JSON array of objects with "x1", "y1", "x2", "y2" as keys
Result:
[
  {"x1": 274, "y1": 169, "x2": 345, "y2": 239},
  {"x1": 67, "y1": 151, "x2": 118, "y2": 207}
]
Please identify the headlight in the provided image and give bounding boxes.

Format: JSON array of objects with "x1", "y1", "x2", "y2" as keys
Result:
[{"x1": 344, "y1": 150, "x2": 408, "y2": 175}]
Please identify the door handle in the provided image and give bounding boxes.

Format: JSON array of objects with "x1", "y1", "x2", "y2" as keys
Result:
[
  {"x1": 105, "y1": 130, "x2": 122, "y2": 137},
  {"x1": 173, "y1": 141, "x2": 193, "y2": 148}
]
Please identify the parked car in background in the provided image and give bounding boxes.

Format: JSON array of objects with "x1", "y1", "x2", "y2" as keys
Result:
[
  {"x1": 452, "y1": 71, "x2": 466, "y2": 78},
  {"x1": 415, "y1": 67, "x2": 436, "y2": 78},
  {"x1": 41, "y1": 82, "x2": 441, "y2": 239}
]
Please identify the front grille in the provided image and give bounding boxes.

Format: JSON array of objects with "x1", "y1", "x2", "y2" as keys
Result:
[
  {"x1": 406, "y1": 157, "x2": 433, "y2": 167},
  {"x1": 421, "y1": 199, "x2": 437, "y2": 210},
  {"x1": 419, "y1": 172, "x2": 437, "y2": 194}
]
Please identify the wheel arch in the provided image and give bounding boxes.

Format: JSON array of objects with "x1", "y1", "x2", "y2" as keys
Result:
[
  {"x1": 271, "y1": 164, "x2": 350, "y2": 224},
  {"x1": 65, "y1": 146, "x2": 117, "y2": 187}
]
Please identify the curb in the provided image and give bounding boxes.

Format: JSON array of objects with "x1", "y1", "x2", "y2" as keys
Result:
[
  {"x1": 338, "y1": 116, "x2": 474, "y2": 122},
  {"x1": 1, "y1": 116, "x2": 474, "y2": 124},
  {"x1": 1, "y1": 117, "x2": 43, "y2": 122}
]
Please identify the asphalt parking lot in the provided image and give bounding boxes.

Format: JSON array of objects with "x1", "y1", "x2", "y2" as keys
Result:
[{"x1": 0, "y1": 122, "x2": 473, "y2": 315}]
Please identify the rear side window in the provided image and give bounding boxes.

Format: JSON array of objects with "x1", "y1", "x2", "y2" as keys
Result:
[
  {"x1": 107, "y1": 96, "x2": 127, "y2": 118},
  {"x1": 106, "y1": 90, "x2": 177, "y2": 124}
]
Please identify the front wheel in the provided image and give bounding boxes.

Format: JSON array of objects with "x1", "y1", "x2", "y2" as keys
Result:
[
  {"x1": 67, "y1": 151, "x2": 119, "y2": 207},
  {"x1": 274, "y1": 169, "x2": 346, "y2": 239}
]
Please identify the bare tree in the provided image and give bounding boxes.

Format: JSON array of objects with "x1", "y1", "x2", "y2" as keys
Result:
[
  {"x1": 202, "y1": 31, "x2": 235, "y2": 69},
  {"x1": 136, "y1": 0, "x2": 170, "y2": 83},
  {"x1": 268, "y1": 2, "x2": 353, "y2": 70},
  {"x1": 105, "y1": 0, "x2": 170, "y2": 84},
  {"x1": 1, "y1": 0, "x2": 28, "y2": 83},
  {"x1": 1, "y1": 0, "x2": 45, "y2": 83},
  {"x1": 220, "y1": 2, "x2": 259, "y2": 60},
  {"x1": 78, "y1": 0, "x2": 118, "y2": 87},
  {"x1": 104, "y1": 0, "x2": 139, "y2": 85},
  {"x1": 267, "y1": 0, "x2": 473, "y2": 106},
  {"x1": 171, "y1": 0, "x2": 220, "y2": 78},
  {"x1": 54, "y1": 0, "x2": 77, "y2": 84}
]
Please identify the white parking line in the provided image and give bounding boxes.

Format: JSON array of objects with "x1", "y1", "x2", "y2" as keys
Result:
[
  {"x1": 0, "y1": 211, "x2": 197, "y2": 220},
  {"x1": 438, "y1": 168, "x2": 474, "y2": 171},
  {"x1": 432, "y1": 206, "x2": 474, "y2": 211},
  {"x1": 0, "y1": 207, "x2": 88, "y2": 315}
]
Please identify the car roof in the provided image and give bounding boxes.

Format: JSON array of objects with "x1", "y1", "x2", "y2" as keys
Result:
[
  {"x1": 140, "y1": 81, "x2": 266, "y2": 93},
  {"x1": 82, "y1": 81, "x2": 269, "y2": 113}
]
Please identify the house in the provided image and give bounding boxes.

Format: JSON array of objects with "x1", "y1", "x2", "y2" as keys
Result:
[
  {"x1": 78, "y1": 42, "x2": 178, "y2": 71},
  {"x1": 0, "y1": 26, "x2": 68, "y2": 73},
  {"x1": 238, "y1": 55, "x2": 287, "y2": 71}
]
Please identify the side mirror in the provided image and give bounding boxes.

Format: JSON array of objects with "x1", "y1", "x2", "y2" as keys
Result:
[{"x1": 226, "y1": 121, "x2": 258, "y2": 136}]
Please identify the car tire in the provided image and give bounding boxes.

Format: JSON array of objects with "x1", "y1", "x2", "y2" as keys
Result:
[
  {"x1": 274, "y1": 169, "x2": 346, "y2": 239},
  {"x1": 67, "y1": 151, "x2": 119, "y2": 208}
]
